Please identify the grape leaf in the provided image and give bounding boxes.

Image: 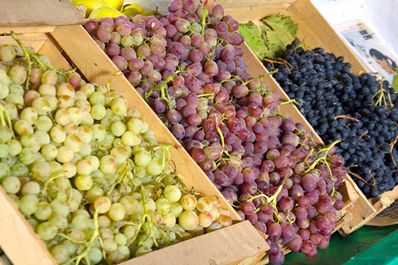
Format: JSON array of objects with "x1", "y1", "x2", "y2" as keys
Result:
[
  {"x1": 238, "y1": 22, "x2": 270, "y2": 59},
  {"x1": 393, "y1": 74, "x2": 398, "y2": 93},
  {"x1": 238, "y1": 15, "x2": 298, "y2": 59}
]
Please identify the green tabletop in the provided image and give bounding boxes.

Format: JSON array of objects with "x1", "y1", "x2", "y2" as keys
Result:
[{"x1": 285, "y1": 225, "x2": 398, "y2": 265}]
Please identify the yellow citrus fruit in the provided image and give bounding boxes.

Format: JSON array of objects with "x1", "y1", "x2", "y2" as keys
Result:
[
  {"x1": 103, "y1": 0, "x2": 124, "y2": 11},
  {"x1": 89, "y1": 6, "x2": 125, "y2": 18}
]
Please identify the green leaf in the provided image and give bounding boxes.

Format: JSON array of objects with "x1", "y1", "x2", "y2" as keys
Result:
[
  {"x1": 238, "y1": 22, "x2": 271, "y2": 59},
  {"x1": 393, "y1": 74, "x2": 398, "y2": 93}
]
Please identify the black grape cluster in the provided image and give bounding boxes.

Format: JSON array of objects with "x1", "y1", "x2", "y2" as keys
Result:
[
  {"x1": 265, "y1": 41, "x2": 398, "y2": 198},
  {"x1": 85, "y1": 2, "x2": 347, "y2": 264}
]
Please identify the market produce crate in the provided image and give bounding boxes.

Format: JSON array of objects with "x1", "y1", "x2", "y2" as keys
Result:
[
  {"x1": 221, "y1": 0, "x2": 398, "y2": 233},
  {"x1": 0, "y1": 1, "x2": 268, "y2": 264}
]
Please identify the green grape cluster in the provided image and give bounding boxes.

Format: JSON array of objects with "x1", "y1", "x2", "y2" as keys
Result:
[{"x1": 0, "y1": 43, "x2": 232, "y2": 265}]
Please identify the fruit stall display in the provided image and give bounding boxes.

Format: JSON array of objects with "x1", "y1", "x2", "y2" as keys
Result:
[
  {"x1": 222, "y1": 0, "x2": 398, "y2": 233},
  {"x1": 77, "y1": 0, "x2": 366, "y2": 263},
  {"x1": 0, "y1": 1, "x2": 268, "y2": 265}
]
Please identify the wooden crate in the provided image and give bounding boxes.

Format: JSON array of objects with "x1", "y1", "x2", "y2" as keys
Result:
[
  {"x1": 0, "y1": 19, "x2": 267, "y2": 265},
  {"x1": 222, "y1": 0, "x2": 398, "y2": 233}
]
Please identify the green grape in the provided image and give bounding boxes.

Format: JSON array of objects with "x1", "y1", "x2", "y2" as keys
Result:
[
  {"x1": 163, "y1": 185, "x2": 182, "y2": 203},
  {"x1": 8, "y1": 139, "x2": 22, "y2": 156},
  {"x1": 68, "y1": 189, "x2": 82, "y2": 212},
  {"x1": 34, "y1": 202, "x2": 52, "y2": 221},
  {"x1": 74, "y1": 174, "x2": 93, "y2": 191},
  {"x1": 0, "y1": 143, "x2": 8, "y2": 158},
  {"x1": 62, "y1": 163, "x2": 77, "y2": 178},
  {"x1": 36, "y1": 221, "x2": 58, "y2": 241},
  {"x1": 27, "y1": 218, "x2": 39, "y2": 230},
  {"x1": 110, "y1": 120, "x2": 126, "y2": 137},
  {"x1": 180, "y1": 194, "x2": 197, "y2": 211},
  {"x1": 71, "y1": 214, "x2": 89, "y2": 230},
  {"x1": 119, "y1": 196, "x2": 142, "y2": 216},
  {"x1": 81, "y1": 83, "x2": 95, "y2": 97},
  {"x1": 86, "y1": 186, "x2": 104, "y2": 203},
  {"x1": 88, "y1": 247, "x2": 102, "y2": 264},
  {"x1": 50, "y1": 125, "x2": 66, "y2": 144},
  {"x1": 120, "y1": 35, "x2": 134, "y2": 47},
  {"x1": 121, "y1": 131, "x2": 141, "y2": 147},
  {"x1": 21, "y1": 181, "x2": 41, "y2": 195},
  {"x1": 38, "y1": 83, "x2": 56, "y2": 97},
  {"x1": 89, "y1": 91, "x2": 106, "y2": 105},
  {"x1": 134, "y1": 150, "x2": 151, "y2": 167},
  {"x1": 143, "y1": 197, "x2": 156, "y2": 213},
  {"x1": 41, "y1": 70, "x2": 57, "y2": 85},
  {"x1": 100, "y1": 227, "x2": 114, "y2": 239},
  {"x1": 6, "y1": 92, "x2": 24, "y2": 106},
  {"x1": 65, "y1": 134, "x2": 83, "y2": 153},
  {"x1": 198, "y1": 212, "x2": 213, "y2": 228},
  {"x1": 51, "y1": 199, "x2": 70, "y2": 217},
  {"x1": 34, "y1": 130, "x2": 50, "y2": 146},
  {"x1": 0, "y1": 162, "x2": 10, "y2": 179},
  {"x1": 14, "y1": 119, "x2": 33, "y2": 135},
  {"x1": 98, "y1": 215, "x2": 111, "y2": 228},
  {"x1": 0, "y1": 83, "x2": 9, "y2": 99},
  {"x1": 0, "y1": 127, "x2": 13, "y2": 144},
  {"x1": 63, "y1": 240, "x2": 78, "y2": 256},
  {"x1": 110, "y1": 145, "x2": 131, "y2": 164},
  {"x1": 49, "y1": 214, "x2": 68, "y2": 230},
  {"x1": 196, "y1": 197, "x2": 213, "y2": 213},
  {"x1": 18, "y1": 194, "x2": 39, "y2": 216},
  {"x1": 51, "y1": 244, "x2": 69, "y2": 264},
  {"x1": 94, "y1": 196, "x2": 112, "y2": 214},
  {"x1": 102, "y1": 238, "x2": 118, "y2": 252},
  {"x1": 31, "y1": 161, "x2": 52, "y2": 182},
  {"x1": 77, "y1": 126, "x2": 93, "y2": 143},
  {"x1": 100, "y1": 155, "x2": 117, "y2": 175},
  {"x1": 10, "y1": 163, "x2": 28, "y2": 177},
  {"x1": 19, "y1": 148, "x2": 36, "y2": 165},
  {"x1": 20, "y1": 132, "x2": 37, "y2": 148},
  {"x1": 56, "y1": 146, "x2": 74, "y2": 163},
  {"x1": 34, "y1": 116, "x2": 53, "y2": 132},
  {"x1": 156, "y1": 198, "x2": 171, "y2": 215},
  {"x1": 2, "y1": 176, "x2": 21, "y2": 194},
  {"x1": 146, "y1": 158, "x2": 164, "y2": 176},
  {"x1": 108, "y1": 203, "x2": 125, "y2": 221},
  {"x1": 178, "y1": 210, "x2": 199, "y2": 231},
  {"x1": 92, "y1": 124, "x2": 106, "y2": 142},
  {"x1": 170, "y1": 202, "x2": 183, "y2": 217},
  {"x1": 0, "y1": 46, "x2": 16, "y2": 62},
  {"x1": 110, "y1": 98, "x2": 127, "y2": 116},
  {"x1": 41, "y1": 144, "x2": 58, "y2": 161},
  {"x1": 162, "y1": 213, "x2": 177, "y2": 228},
  {"x1": 91, "y1": 104, "x2": 107, "y2": 120},
  {"x1": 123, "y1": 225, "x2": 136, "y2": 239},
  {"x1": 32, "y1": 97, "x2": 52, "y2": 115},
  {"x1": 127, "y1": 118, "x2": 145, "y2": 135},
  {"x1": 114, "y1": 233, "x2": 127, "y2": 246},
  {"x1": 79, "y1": 142, "x2": 92, "y2": 157}
]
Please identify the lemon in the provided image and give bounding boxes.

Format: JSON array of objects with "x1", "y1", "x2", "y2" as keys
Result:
[
  {"x1": 72, "y1": 0, "x2": 103, "y2": 15},
  {"x1": 89, "y1": 6, "x2": 125, "y2": 18},
  {"x1": 122, "y1": 3, "x2": 156, "y2": 16},
  {"x1": 103, "y1": 0, "x2": 124, "y2": 11}
]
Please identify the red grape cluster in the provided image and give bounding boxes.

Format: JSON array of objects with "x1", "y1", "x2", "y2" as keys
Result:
[{"x1": 85, "y1": 1, "x2": 347, "y2": 263}]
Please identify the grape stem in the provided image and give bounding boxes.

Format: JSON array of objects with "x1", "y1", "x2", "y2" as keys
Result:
[
  {"x1": 305, "y1": 140, "x2": 340, "y2": 173},
  {"x1": 43, "y1": 170, "x2": 66, "y2": 193},
  {"x1": 348, "y1": 169, "x2": 375, "y2": 186},
  {"x1": 10, "y1": 32, "x2": 32, "y2": 90},
  {"x1": 105, "y1": 71, "x2": 123, "y2": 91},
  {"x1": 390, "y1": 135, "x2": 398, "y2": 165},
  {"x1": 201, "y1": 7, "x2": 208, "y2": 35},
  {"x1": 334, "y1": 114, "x2": 359, "y2": 122},
  {"x1": 280, "y1": 98, "x2": 301, "y2": 106},
  {"x1": 153, "y1": 144, "x2": 172, "y2": 168},
  {"x1": 372, "y1": 77, "x2": 394, "y2": 109},
  {"x1": 146, "y1": 71, "x2": 180, "y2": 111},
  {"x1": 0, "y1": 103, "x2": 12, "y2": 131},
  {"x1": 108, "y1": 160, "x2": 131, "y2": 197},
  {"x1": 69, "y1": 209, "x2": 100, "y2": 265}
]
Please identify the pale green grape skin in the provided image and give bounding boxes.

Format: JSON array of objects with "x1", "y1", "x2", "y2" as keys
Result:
[
  {"x1": 178, "y1": 211, "x2": 199, "y2": 231},
  {"x1": 34, "y1": 202, "x2": 52, "y2": 221},
  {"x1": 91, "y1": 104, "x2": 107, "y2": 120},
  {"x1": 108, "y1": 203, "x2": 125, "y2": 221},
  {"x1": 0, "y1": 143, "x2": 9, "y2": 158},
  {"x1": 19, "y1": 148, "x2": 36, "y2": 165},
  {"x1": 0, "y1": 162, "x2": 10, "y2": 179},
  {"x1": 2, "y1": 176, "x2": 21, "y2": 194},
  {"x1": 134, "y1": 150, "x2": 151, "y2": 167},
  {"x1": 10, "y1": 163, "x2": 28, "y2": 177},
  {"x1": 51, "y1": 244, "x2": 69, "y2": 264},
  {"x1": 74, "y1": 174, "x2": 93, "y2": 191},
  {"x1": 8, "y1": 139, "x2": 22, "y2": 156},
  {"x1": 88, "y1": 247, "x2": 102, "y2": 264},
  {"x1": 18, "y1": 194, "x2": 39, "y2": 216},
  {"x1": 114, "y1": 233, "x2": 127, "y2": 246},
  {"x1": 36, "y1": 221, "x2": 58, "y2": 241},
  {"x1": 163, "y1": 185, "x2": 182, "y2": 203}
]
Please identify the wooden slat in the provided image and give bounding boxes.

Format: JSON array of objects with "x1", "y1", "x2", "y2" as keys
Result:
[
  {"x1": 0, "y1": 26, "x2": 56, "y2": 34},
  {"x1": 50, "y1": 25, "x2": 241, "y2": 221},
  {"x1": 0, "y1": 0, "x2": 83, "y2": 27},
  {"x1": 0, "y1": 188, "x2": 56, "y2": 265},
  {"x1": 0, "y1": 33, "x2": 47, "y2": 52},
  {"x1": 121, "y1": 221, "x2": 268, "y2": 265},
  {"x1": 39, "y1": 35, "x2": 72, "y2": 69}
]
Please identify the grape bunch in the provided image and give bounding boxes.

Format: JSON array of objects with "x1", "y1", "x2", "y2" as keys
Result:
[
  {"x1": 265, "y1": 42, "x2": 398, "y2": 198},
  {"x1": 84, "y1": 1, "x2": 348, "y2": 264},
  {"x1": 0, "y1": 42, "x2": 232, "y2": 265}
]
